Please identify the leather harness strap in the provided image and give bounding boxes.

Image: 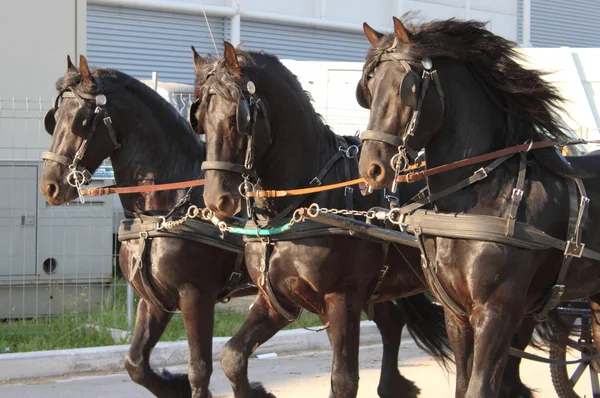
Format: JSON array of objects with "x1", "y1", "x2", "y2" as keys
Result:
[
  {"x1": 505, "y1": 152, "x2": 527, "y2": 237},
  {"x1": 533, "y1": 177, "x2": 589, "y2": 322},
  {"x1": 259, "y1": 240, "x2": 329, "y2": 332},
  {"x1": 129, "y1": 231, "x2": 178, "y2": 313},
  {"x1": 82, "y1": 178, "x2": 206, "y2": 196}
]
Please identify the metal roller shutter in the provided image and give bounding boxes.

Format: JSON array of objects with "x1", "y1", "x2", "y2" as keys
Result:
[
  {"x1": 240, "y1": 19, "x2": 370, "y2": 61},
  {"x1": 518, "y1": 0, "x2": 600, "y2": 48},
  {"x1": 87, "y1": 4, "x2": 227, "y2": 84}
]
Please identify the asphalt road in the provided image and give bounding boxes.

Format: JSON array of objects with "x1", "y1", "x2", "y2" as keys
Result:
[{"x1": 0, "y1": 340, "x2": 594, "y2": 397}]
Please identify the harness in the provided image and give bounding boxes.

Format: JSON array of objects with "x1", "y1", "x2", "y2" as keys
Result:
[
  {"x1": 42, "y1": 77, "x2": 121, "y2": 203},
  {"x1": 118, "y1": 210, "x2": 250, "y2": 312},
  {"x1": 355, "y1": 40, "x2": 599, "y2": 322}
]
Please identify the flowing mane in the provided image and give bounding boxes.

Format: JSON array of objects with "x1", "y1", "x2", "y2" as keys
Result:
[
  {"x1": 194, "y1": 50, "x2": 333, "y2": 142},
  {"x1": 361, "y1": 19, "x2": 572, "y2": 147}
]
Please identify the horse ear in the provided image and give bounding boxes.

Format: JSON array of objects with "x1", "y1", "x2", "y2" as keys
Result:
[
  {"x1": 223, "y1": 41, "x2": 240, "y2": 75},
  {"x1": 393, "y1": 17, "x2": 411, "y2": 44},
  {"x1": 79, "y1": 55, "x2": 93, "y2": 82},
  {"x1": 191, "y1": 45, "x2": 204, "y2": 70},
  {"x1": 66, "y1": 55, "x2": 77, "y2": 74},
  {"x1": 363, "y1": 22, "x2": 383, "y2": 46}
]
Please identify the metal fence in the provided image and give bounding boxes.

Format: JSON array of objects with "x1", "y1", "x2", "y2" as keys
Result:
[{"x1": 0, "y1": 92, "x2": 250, "y2": 354}]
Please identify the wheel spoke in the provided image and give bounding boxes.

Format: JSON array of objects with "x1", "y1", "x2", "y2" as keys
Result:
[
  {"x1": 591, "y1": 368, "x2": 600, "y2": 398},
  {"x1": 571, "y1": 362, "x2": 589, "y2": 386}
]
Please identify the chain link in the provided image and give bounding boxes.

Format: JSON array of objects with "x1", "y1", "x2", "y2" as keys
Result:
[{"x1": 156, "y1": 205, "x2": 214, "y2": 230}]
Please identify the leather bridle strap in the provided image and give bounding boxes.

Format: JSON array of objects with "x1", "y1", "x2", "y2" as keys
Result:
[
  {"x1": 81, "y1": 178, "x2": 206, "y2": 196},
  {"x1": 360, "y1": 130, "x2": 404, "y2": 147},
  {"x1": 201, "y1": 161, "x2": 252, "y2": 176}
]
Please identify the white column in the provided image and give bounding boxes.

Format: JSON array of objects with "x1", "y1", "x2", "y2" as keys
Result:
[
  {"x1": 522, "y1": 0, "x2": 531, "y2": 47},
  {"x1": 230, "y1": 12, "x2": 241, "y2": 46},
  {"x1": 396, "y1": 0, "x2": 405, "y2": 17}
]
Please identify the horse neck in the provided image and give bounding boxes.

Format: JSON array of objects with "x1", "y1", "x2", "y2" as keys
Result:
[
  {"x1": 257, "y1": 93, "x2": 339, "y2": 212},
  {"x1": 424, "y1": 63, "x2": 510, "y2": 209},
  {"x1": 108, "y1": 89, "x2": 204, "y2": 213}
]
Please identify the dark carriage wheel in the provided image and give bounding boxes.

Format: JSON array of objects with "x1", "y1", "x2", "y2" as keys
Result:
[{"x1": 550, "y1": 316, "x2": 600, "y2": 398}]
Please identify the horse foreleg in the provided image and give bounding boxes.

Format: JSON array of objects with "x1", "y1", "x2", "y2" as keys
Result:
[
  {"x1": 124, "y1": 298, "x2": 184, "y2": 397},
  {"x1": 498, "y1": 317, "x2": 536, "y2": 398},
  {"x1": 220, "y1": 293, "x2": 290, "y2": 398},
  {"x1": 180, "y1": 287, "x2": 216, "y2": 398},
  {"x1": 323, "y1": 291, "x2": 362, "y2": 398},
  {"x1": 445, "y1": 307, "x2": 473, "y2": 398},
  {"x1": 368, "y1": 301, "x2": 419, "y2": 398},
  {"x1": 466, "y1": 297, "x2": 525, "y2": 398}
]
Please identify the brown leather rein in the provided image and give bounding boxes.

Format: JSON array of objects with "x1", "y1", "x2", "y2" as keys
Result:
[
  {"x1": 82, "y1": 179, "x2": 206, "y2": 196},
  {"x1": 80, "y1": 139, "x2": 592, "y2": 198}
]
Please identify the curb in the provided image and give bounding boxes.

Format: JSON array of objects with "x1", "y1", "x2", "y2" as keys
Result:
[{"x1": 0, "y1": 320, "x2": 402, "y2": 382}]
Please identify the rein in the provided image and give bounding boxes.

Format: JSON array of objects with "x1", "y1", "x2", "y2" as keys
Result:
[
  {"x1": 82, "y1": 178, "x2": 206, "y2": 196},
  {"x1": 394, "y1": 139, "x2": 599, "y2": 184}
]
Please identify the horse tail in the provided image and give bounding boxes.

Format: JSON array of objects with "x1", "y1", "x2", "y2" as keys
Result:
[{"x1": 395, "y1": 293, "x2": 454, "y2": 368}]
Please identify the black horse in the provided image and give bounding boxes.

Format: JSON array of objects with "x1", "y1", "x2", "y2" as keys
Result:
[
  {"x1": 39, "y1": 55, "x2": 256, "y2": 398},
  {"x1": 191, "y1": 42, "x2": 558, "y2": 398},
  {"x1": 39, "y1": 54, "x2": 452, "y2": 398},
  {"x1": 357, "y1": 17, "x2": 600, "y2": 397}
]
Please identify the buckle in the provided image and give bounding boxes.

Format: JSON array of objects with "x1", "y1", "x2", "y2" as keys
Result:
[
  {"x1": 581, "y1": 196, "x2": 590, "y2": 207},
  {"x1": 229, "y1": 271, "x2": 242, "y2": 281},
  {"x1": 310, "y1": 176, "x2": 321, "y2": 186},
  {"x1": 564, "y1": 239, "x2": 585, "y2": 258},
  {"x1": 512, "y1": 188, "x2": 524, "y2": 201},
  {"x1": 344, "y1": 186, "x2": 354, "y2": 197},
  {"x1": 474, "y1": 167, "x2": 488, "y2": 180}
]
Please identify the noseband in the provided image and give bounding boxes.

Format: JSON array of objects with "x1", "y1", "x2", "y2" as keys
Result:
[
  {"x1": 360, "y1": 48, "x2": 445, "y2": 192},
  {"x1": 42, "y1": 76, "x2": 121, "y2": 202}
]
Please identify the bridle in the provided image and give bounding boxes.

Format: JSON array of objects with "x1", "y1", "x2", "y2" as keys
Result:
[
  {"x1": 42, "y1": 76, "x2": 121, "y2": 203},
  {"x1": 359, "y1": 44, "x2": 445, "y2": 192},
  {"x1": 189, "y1": 75, "x2": 271, "y2": 217}
]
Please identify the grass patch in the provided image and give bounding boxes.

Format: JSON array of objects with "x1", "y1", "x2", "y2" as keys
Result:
[{"x1": 0, "y1": 277, "x2": 333, "y2": 353}]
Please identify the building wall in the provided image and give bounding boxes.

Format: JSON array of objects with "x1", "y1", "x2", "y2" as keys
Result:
[{"x1": 0, "y1": 0, "x2": 85, "y2": 100}]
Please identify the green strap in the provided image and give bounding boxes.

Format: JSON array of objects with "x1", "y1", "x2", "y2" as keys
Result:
[{"x1": 227, "y1": 222, "x2": 293, "y2": 236}]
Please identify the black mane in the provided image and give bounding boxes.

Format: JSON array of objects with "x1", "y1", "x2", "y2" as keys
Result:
[
  {"x1": 361, "y1": 18, "x2": 583, "y2": 176},
  {"x1": 363, "y1": 19, "x2": 572, "y2": 143},
  {"x1": 195, "y1": 50, "x2": 332, "y2": 139}
]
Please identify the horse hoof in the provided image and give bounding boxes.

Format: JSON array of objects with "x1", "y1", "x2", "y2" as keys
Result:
[{"x1": 250, "y1": 381, "x2": 277, "y2": 398}]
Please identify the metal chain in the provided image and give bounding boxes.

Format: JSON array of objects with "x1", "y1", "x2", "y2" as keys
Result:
[{"x1": 156, "y1": 205, "x2": 215, "y2": 230}]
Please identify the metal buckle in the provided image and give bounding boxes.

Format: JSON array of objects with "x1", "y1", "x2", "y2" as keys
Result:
[
  {"x1": 310, "y1": 176, "x2": 321, "y2": 186},
  {"x1": 564, "y1": 239, "x2": 585, "y2": 258},
  {"x1": 344, "y1": 186, "x2": 354, "y2": 197},
  {"x1": 474, "y1": 167, "x2": 488, "y2": 179},
  {"x1": 581, "y1": 196, "x2": 590, "y2": 207},
  {"x1": 512, "y1": 188, "x2": 524, "y2": 201},
  {"x1": 229, "y1": 271, "x2": 242, "y2": 281}
]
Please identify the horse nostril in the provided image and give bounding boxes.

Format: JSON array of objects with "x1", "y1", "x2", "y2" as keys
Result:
[
  {"x1": 46, "y1": 183, "x2": 59, "y2": 199},
  {"x1": 368, "y1": 163, "x2": 383, "y2": 181},
  {"x1": 216, "y1": 194, "x2": 238, "y2": 216}
]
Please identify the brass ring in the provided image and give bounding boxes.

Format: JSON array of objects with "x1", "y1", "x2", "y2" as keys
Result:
[{"x1": 307, "y1": 203, "x2": 320, "y2": 218}]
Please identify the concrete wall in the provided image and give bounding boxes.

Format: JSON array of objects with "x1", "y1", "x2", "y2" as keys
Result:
[{"x1": 0, "y1": 0, "x2": 86, "y2": 100}]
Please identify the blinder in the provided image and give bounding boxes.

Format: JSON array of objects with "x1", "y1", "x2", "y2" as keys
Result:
[
  {"x1": 188, "y1": 98, "x2": 200, "y2": 134},
  {"x1": 72, "y1": 107, "x2": 96, "y2": 137},
  {"x1": 356, "y1": 82, "x2": 369, "y2": 110},
  {"x1": 236, "y1": 81, "x2": 257, "y2": 135},
  {"x1": 399, "y1": 63, "x2": 421, "y2": 110}
]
